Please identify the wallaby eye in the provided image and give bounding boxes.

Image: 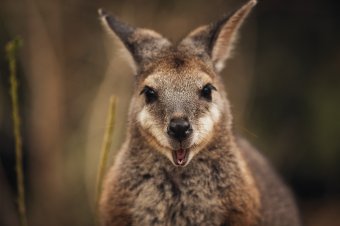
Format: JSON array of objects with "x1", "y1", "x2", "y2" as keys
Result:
[
  {"x1": 200, "y1": 83, "x2": 217, "y2": 101},
  {"x1": 140, "y1": 86, "x2": 158, "y2": 104}
]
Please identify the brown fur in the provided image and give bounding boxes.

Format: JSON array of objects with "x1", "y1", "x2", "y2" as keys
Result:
[{"x1": 98, "y1": 1, "x2": 301, "y2": 225}]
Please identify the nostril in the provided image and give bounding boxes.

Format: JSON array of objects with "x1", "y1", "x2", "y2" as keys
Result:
[{"x1": 167, "y1": 118, "x2": 192, "y2": 141}]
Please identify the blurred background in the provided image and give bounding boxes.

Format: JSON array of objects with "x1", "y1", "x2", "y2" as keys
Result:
[{"x1": 1, "y1": 0, "x2": 339, "y2": 225}]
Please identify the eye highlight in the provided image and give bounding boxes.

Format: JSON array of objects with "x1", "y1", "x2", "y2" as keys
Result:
[
  {"x1": 140, "y1": 86, "x2": 158, "y2": 104},
  {"x1": 200, "y1": 83, "x2": 217, "y2": 101}
]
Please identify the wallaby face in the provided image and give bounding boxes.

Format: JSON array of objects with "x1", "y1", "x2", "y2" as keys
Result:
[
  {"x1": 133, "y1": 55, "x2": 227, "y2": 166},
  {"x1": 99, "y1": 0, "x2": 255, "y2": 167}
]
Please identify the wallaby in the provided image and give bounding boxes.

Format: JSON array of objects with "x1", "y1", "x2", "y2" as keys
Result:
[{"x1": 98, "y1": 0, "x2": 301, "y2": 225}]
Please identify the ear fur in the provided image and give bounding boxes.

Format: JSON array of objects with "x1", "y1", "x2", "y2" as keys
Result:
[
  {"x1": 179, "y1": 0, "x2": 257, "y2": 72},
  {"x1": 98, "y1": 9, "x2": 171, "y2": 73}
]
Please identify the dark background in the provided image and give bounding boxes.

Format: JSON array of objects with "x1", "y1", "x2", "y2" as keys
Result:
[{"x1": 1, "y1": 0, "x2": 339, "y2": 225}]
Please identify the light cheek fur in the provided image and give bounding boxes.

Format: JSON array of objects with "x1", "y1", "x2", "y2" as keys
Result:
[
  {"x1": 137, "y1": 107, "x2": 169, "y2": 149},
  {"x1": 193, "y1": 104, "x2": 220, "y2": 143},
  {"x1": 189, "y1": 103, "x2": 223, "y2": 161},
  {"x1": 193, "y1": 87, "x2": 225, "y2": 142}
]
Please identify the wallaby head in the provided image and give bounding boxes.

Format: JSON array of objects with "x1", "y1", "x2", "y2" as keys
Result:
[{"x1": 99, "y1": 0, "x2": 256, "y2": 167}]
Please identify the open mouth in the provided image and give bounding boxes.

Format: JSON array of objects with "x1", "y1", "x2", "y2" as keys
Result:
[{"x1": 172, "y1": 148, "x2": 189, "y2": 166}]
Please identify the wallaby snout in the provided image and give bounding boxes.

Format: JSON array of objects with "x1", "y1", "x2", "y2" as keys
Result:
[{"x1": 167, "y1": 117, "x2": 193, "y2": 142}]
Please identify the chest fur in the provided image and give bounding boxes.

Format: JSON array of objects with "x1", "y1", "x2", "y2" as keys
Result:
[{"x1": 123, "y1": 158, "x2": 233, "y2": 226}]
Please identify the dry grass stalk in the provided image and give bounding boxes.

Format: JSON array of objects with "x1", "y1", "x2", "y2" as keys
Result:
[
  {"x1": 6, "y1": 38, "x2": 28, "y2": 226},
  {"x1": 95, "y1": 96, "x2": 116, "y2": 219}
]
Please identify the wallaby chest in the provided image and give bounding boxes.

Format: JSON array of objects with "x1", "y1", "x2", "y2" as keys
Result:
[{"x1": 121, "y1": 151, "x2": 233, "y2": 226}]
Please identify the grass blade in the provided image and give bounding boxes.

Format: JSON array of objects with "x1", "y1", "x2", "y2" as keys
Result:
[
  {"x1": 95, "y1": 96, "x2": 116, "y2": 220},
  {"x1": 6, "y1": 38, "x2": 28, "y2": 226}
]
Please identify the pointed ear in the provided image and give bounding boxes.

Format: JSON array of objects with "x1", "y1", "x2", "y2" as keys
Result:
[
  {"x1": 98, "y1": 9, "x2": 171, "y2": 73},
  {"x1": 179, "y1": 0, "x2": 257, "y2": 72}
]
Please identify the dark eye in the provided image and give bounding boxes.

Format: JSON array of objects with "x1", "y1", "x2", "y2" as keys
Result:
[
  {"x1": 140, "y1": 86, "x2": 158, "y2": 104},
  {"x1": 200, "y1": 83, "x2": 217, "y2": 101}
]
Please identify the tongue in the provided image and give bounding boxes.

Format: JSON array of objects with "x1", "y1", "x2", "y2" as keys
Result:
[{"x1": 176, "y1": 149, "x2": 186, "y2": 165}]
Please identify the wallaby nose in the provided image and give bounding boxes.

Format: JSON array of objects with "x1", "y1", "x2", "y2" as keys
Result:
[{"x1": 167, "y1": 118, "x2": 192, "y2": 142}]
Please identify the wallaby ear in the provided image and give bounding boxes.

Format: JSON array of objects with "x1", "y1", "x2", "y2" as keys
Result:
[
  {"x1": 98, "y1": 9, "x2": 171, "y2": 73},
  {"x1": 179, "y1": 0, "x2": 257, "y2": 72}
]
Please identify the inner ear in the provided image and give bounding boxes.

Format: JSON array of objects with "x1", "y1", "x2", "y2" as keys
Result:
[
  {"x1": 99, "y1": 9, "x2": 172, "y2": 73},
  {"x1": 179, "y1": 0, "x2": 257, "y2": 72}
]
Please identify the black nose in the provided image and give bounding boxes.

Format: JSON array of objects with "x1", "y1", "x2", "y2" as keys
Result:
[{"x1": 167, "y1": 118, "x2": 192, "y2": 142}]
